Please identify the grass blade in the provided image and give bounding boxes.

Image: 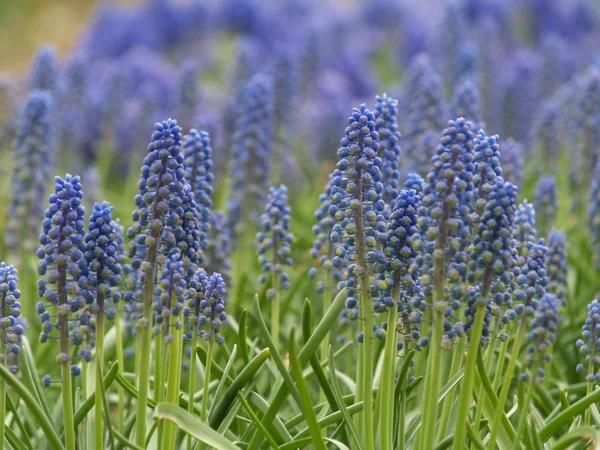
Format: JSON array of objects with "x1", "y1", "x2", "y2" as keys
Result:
[{"x1": 153, "y1": 403, "x2": 242, "y2": 450}]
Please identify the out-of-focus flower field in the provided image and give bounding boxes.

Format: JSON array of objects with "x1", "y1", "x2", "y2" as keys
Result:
[{"x1": 1, "y1": 0, "x2": 600, "y2": 449}]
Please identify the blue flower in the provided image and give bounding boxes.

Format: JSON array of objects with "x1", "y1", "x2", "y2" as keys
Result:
[
  {"x1": 418, "y1": 118, "x2": 476, "y2": 298},
  {"x1": 546, "y1": 229, "x2": 567, "y2": 306},
  {"x1": 81, "y1": 202, "x2": 122, "y2": 322},
  {"x1": 533, "y1": 100, "x2": 560, "y2": 161},
  {"x1": 6, "y1": 91, "x2": 55, "y2": 255},
  {"x1": 29, "y1": 46, "x2": 58, "y2": 93},
  {"x1": 329, "y1": 104, "x2": 384, "y2": 321},
  {"x1": 0, "y1": 263, "x2": 22, "y2": 374},
  {"x1": 226, "y1": 73, "x2": 275, "y2": 237},
  {"x1": 36, "y1": 174, "x2": 86, "y2": 373},
  {"x1": 206, "y1": 211, "x2": 232, "y2": 284},
  {"x1": 374, "y1": 94, "x2": 402, "y2": 203},
  {"x1": 405, "y1": 55, "x2": 446, "y2": 141},
  {"x1": 257, "y1": 185, "x2": 293, "y2": 299},
  {"x1": 500, "y1": 138, "x2": 524, "y2": 188},
  {"x1": 176, "y1": 61, "x2": 200, "y2": 127},
  {"x1": 377, "y1": 189, "x2": 426, "y2": 348},
  {"x1": 472, "y1": 130, "x2": 502, "y2": 222},
  {"x1": 183, "y1": 129, "x2": 213, "y2": 246},
  {"x1": 576, "y1": 299, "x2": 600, "y2": 382},
  {"x1": 534, "y1": 176, "x2": 558, "y2": 238},
  {"x1": 589, "y1": 161, "x2": 600, "y2": 269},
  {"x1": 403, "y1": 173, "x2": 425, "y2": 196},
  {"x1": 524, "y1": 293, "x2": 559, "y2": 383},
  {"x1": 186, "y1": 269, "x2": 227, "y2": 344},
  {"x1": 450, "y1": 79, "x2": 482, "y2": 130}
]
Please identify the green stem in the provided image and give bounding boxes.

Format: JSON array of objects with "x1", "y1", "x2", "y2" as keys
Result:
[
  {"x1": 202, "y1": 338, "x2": 214, "y2": 422},
  {"x1": 585, "y1": 349, "x2": 594, "y2": 426},
  {"x1": 492, "y1": 325, "x2": 512, "y2": 392},
  {"x1": 487, "y1": 319, "x2": 526, "y2": 450},
  {"x1": 135, "y1": 277, "x2": 155, "y2": 447},
  {"x1": 472, "y1": 317, "x2": 498, "y2": 435},
  {"x1": 58, "y1": 261, "x2": 76, "y2": 450},
  {"x1": 272, "y1": 281, "x2": 280, "y2": 352},
  {"x1": 187, "y1": 325, "x2": 199, "y2": 450},
  {"x1": 162, "y1": 324, "x2": 183, "y2": 448},
  {"x1": 398, "y1": 380, "x2": 407, "y2": 450},
  {"x1": 0, "y1": 322, "x2": 5, "y2": 450},
  {"x1": 514, "y1": 372, "x2": 535, "y2": 448},
  {"x1": 95, "y1": 292, "x2": 105, "y2": 450},
  {"x1": 379, "y1": 284, "x2": 399, "y2": 450},
  {"x1": 319, "y1": 266, "x2": 333, "y2": 405},
  {"x1": 115, "y1": 314, "x2": 125, "y2": 431},
  {"x1": 437, "y1": 335, "x2": 466, "y2": 441},
  {"x1": 359, "y1": 268, "x2": 375, "y2": 450},
  {"x1": 419, "y1": 249, "x2": 447, "y2": 450},
  {"x1": 154, "y1": 336, "x2": 164, "y2": 403},
  {"x1": 452, "y1": 304, "x2": 487, "y2": 450}
]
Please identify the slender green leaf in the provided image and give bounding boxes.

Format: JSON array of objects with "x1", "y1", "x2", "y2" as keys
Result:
[
  {"x1": 153, "y1": 403, "x2": 242, "y2": 450},
  {"x1": 0, "y1": 363, "x2": 64, "y2": 450},
  {"x1": 278, "y1": 437, "x2": 351, "y2": 450},
  {"x1": 540, "y1": 389, "x2": 600, "y2": 441},
  {"x1": 548, "y1": 426, "x2": 598, "y2": 450},
  {"x1": 238, "y1": 310, "x2": 250, "y2": 366},
  {"x1": 209, "y1": 347, "x2": 271, "y2": 429},
  {"x1": 72, "y1": 361, "x2": 119, "y2": 428},
  {"x1": 236, "y1": 393, "x2": 278, "y2": 449},
  {"x1": 328, "y1": 345, "x2": 364, "y2": 450},
  {"x1": 288, "y1": 329, "x2": 327, "y2": 450}
]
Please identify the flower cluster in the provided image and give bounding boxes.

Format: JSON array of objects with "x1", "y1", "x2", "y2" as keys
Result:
[
  {"x1": 81, "y1": 202, "x2": 123, "y2": 318},
  {"x1": 534, "y1": 176, "x2": 558, "y2": 237},
  {"x1": 374, "y1": 94, "x2": 402, "y2": 203},
  {"x1": 6, "y1": 91, "x2": 55, "y2": 255},
  {"x1": 546, "y1": 229, "x2": 567, "y2": 306},
  {"x1": 127, "y1": 119, "x2": 185, "y2": 277},
  {"x1": 576, "y1": 299, "x2": 600, "y2": 382},
  {"x1": 257, "y1": 185, "x2": 292, "y2": 299},
  {"x1": 226, "y1": 73, "x2": 275, "y2": 236},
  {"x1": 310, "y1": 175, "x2": 344, "y2": 293},
  {"x1": 465, "y1": 178, "x2": 518, "y2": 342},
  {"x1": 378, "y1": 189, "x2": 425, "y2": 349},
  {"x1": 183, "y1": 129, "x2": 213, "y2": 252},
  {"x1": 36, "y1": 174, "x2": 86, "y2": 376},
  {"x1": 205, "y1": 211, "x2": 232, "y2": 283},
  {"x1": 500, "y1": 138, "x2": 524, "y2": 188},
  {"x1": 404, "y1": 54, "x2": 446, "y2": 142},
  {"x1": 590, "y1": 161, "x2": 600, "y2": 269},
  {"x1": 29, "y1": 46, "x2": 58, "y2": 93},
  {"x1": 472, "y1": 130, "x2": 501, "y2": 223},
  {"x1": 329, "y1": 104, "x2": 384, "y2": 321},
  {"x1": 418, "y1": 117, "x2": 475, "y2": 300},
  {"x1": 515, "y1": 240, "x2": 548, "y2": 317},
  {"x1": 185, "y1": 269, "x2": 227, "y2": 344},
  {"x1": 533, "y1": 100, "x2": 560, "y2": 161},
  {"x1": 524, "y1": 293, "x2": 559, "y2": 383},
  {"x1": 450, "y1": 79, "x2": 482, "y2": 129},
  {"x1": 403, "y1": 173, "x2": 424, "y2": 196},
  {"x1": 0, "y1": 263, "x2": 23, "y2": 374}
]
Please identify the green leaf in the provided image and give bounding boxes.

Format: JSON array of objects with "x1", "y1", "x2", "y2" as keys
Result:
[
  {"x1": 0, "y1": 363, "x2": 64, "y2": 450},
  {"x1": 153, "y1": 403, "x2": 242, "y2": 450},
  {"x1": 209, "y1": 347, "x2": 271, "y2": 430},
  {"x1": 19, "y1": 337, "x2": 52, "y2": 421},
  {"x1": 72, "y1": 361, "x2": 120, "y2": 429},
  {"x1": 196, "y1": 346, "x2": 234, "y2": 384},
  {"x1": 238, "y1": 310, "x2": 250, "y2": 366},
  {"x1": 540, "y1": 389, "x2": 600, "y2": 441},
  {"x1": 246, "y1": 288, "x2": 347, "y2": 450},
  {"x1": 278, "y1": 437, "x2": 351, "y2": 450},
  {"x1": 288, "y1": 329, "x2": 327, "y2": 450},
  {"x1": 247, "y1": 392, "x2": 292, "y2": 443},
  {"x1": 548, "y1": 426, "x2": 598, "y2": 450},
  {"x1": 6, "y1": 394, "x2": 34, "y2": 450},
  {"x1": 328, "y1": 345, "x2": 364, "y2": 450},
  {"x1": 209, "y1": 344, "x2": 238, "y2": 417},
  {"x1": 236, "y1": 393, "x2": 278, "y2": 449}
]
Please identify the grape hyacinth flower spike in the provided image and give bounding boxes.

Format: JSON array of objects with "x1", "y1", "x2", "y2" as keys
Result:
[
  {"x1": 126, "y1": 119, "x2": 186, "y2": 446},
  {"x1": 534, "y1": 176, "x2": 558, "y2": 238},
  {"x1": 378, "y1": 189, "x2": 423, "y2": 449},
  {"x1": 257, "y1": 185, "x2": 292, "y2": 349},
  {"x1": 417, "y1": 117, "x2": 475, "y2": 450},
  {"x1": 374, "y1": 94, "x2": 402, "y2": 205},
  {"x1": 577, "y1": 299, "x2": 600, "y2": 424},
  {"x1": 0, "y1": 263, "x2": 22, "y2": 447},
  {"x1": 81, "y1": 201, "x2": 122, "y2": 448},
  {"x1": 36, "y1": 174, "x2": 85, "y2": 450},
  {"x1": 329, "y1": 103, "x2": 383, "y2": 450},
  {"x1": 546, "y1": 229, "x2": 567, "y2": 307},
  {"x1": 589, "y1": 161, "x2": 600, "y2": 269}
]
